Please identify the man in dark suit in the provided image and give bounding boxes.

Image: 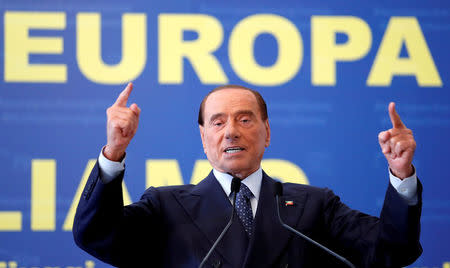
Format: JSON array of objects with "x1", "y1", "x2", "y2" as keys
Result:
[{"x1": 73, "y1": 84, "x2": 422, "y2": 267}]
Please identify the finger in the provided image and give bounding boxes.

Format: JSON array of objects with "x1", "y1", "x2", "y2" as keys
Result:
[
  {"x1": 388, "y1": 102, "x2": 405, "y2": 129},
  {"x1": 130, "y1": 103, "x2": 141, "y2": 116},
  {"x1": 379, "y1": 142, "x2": 391, "y2": 155},
  {"x1": 394, "y1": 140, "x2": 406, "y2": 157},
  {"x1": 378, "y1": 131, "x2": 390, "y2": 143},
  {"x1": 108, "y1": 106, "x2": 139, "y2": 120},
  {"x1": 109, "y1": 118, "x2": 128, "y2": 135},
  {"x1": 393, "y1": 141, "x2": 414, "y2": 159},
  {"x1": 114, "y1": 82, "x2": 133, "y2": 107},
  {"x1": 110, "y1": 116, "x2": 137, "y2": 135},
  {"x1": 378, "y1": 131, "x2": 391, "y2": 154},
  {"x1": 109, "y1": 113, "x2": 137, "y2": 125},
  {"x1": 118, "y1": 120, "x2": 134, "y2": 138},
  {"x1": 392, "y1": 136, "x2": 415, "y2": 154}
]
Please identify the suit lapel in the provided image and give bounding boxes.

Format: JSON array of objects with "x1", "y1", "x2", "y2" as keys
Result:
[
  {"x1": 244, "y1": 171, "x2": 308, "y2": 267},
  {"x1": 174, "y1": 171, "x2": 248, "y2": 267}
]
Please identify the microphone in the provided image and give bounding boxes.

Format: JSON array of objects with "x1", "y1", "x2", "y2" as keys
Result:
[
  {"x1": 199, "y1": 177, "x2": 241, "y2": 268},
  {"x1": 274, "y1": 182, "x2": 356, "y2": 268}
]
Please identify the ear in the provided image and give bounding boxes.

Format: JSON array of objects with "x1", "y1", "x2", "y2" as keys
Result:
[
  {"x1": 264, "y1": 120, "x2": 271, "y2": 147},
  {"x1": 199, "y1": 125, "x2": 207, "y2": 154}
]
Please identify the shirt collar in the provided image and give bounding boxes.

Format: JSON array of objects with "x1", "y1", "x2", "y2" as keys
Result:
[{"x1": 213, "y1": 167, "x2": 262, "y2": 200}]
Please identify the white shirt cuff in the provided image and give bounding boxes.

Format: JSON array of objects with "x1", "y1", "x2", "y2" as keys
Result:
[
  {"x1": 389, "y1": 167, "x2": 418, "y2": 206},
  {"x1": 98, "y1": 146, "x2": 126, "y2": 184}
]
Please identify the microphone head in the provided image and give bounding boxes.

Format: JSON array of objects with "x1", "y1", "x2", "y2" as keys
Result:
[
  {"x1": 274, "y1": 181, "x2": 283, "y2": 196},
  {"x1": 231, "y1": 177, "x2": 242, "y2": 193}
]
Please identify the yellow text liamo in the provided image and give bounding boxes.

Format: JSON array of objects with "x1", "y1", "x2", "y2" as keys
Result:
[
  {"x1": 3, "y1": 12, "x2": 442, "y2": 87},
  {"x1": 0, "y1": 158, "x2": 308, "y2": 232}
]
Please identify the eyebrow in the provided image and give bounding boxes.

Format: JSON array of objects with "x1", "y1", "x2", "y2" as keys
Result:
[
  {"x1": 208, "y1": 110, "x2": 256, "y2": 123},
  {"x1": 209, "y1": 113, "x2": 226, "y2": 123}
]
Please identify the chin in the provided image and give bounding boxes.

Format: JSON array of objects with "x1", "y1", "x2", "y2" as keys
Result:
[
  {"x1": 218, "y1": 165, "x2": 240, "y2": 174},
  {"x1": 224, "y1": 164, "x2": 254, "y2": 177}
]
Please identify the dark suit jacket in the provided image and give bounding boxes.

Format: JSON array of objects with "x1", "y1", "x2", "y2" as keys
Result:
[{"x1": 73, "y1": 162, "x2": 422, "y2": 268}]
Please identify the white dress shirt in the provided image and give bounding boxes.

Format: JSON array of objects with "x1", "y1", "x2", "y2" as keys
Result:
[
  {"x1": 97, "y1": 148, "x2": 419, "y2": 211},
  {"x1": 213, "y1": 168, "x2": 262, "y2": 218}
]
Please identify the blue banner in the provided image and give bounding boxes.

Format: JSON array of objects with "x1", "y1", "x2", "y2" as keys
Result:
[{"x1": 0, "y1": 0, "x2": 449, "y2": 267}]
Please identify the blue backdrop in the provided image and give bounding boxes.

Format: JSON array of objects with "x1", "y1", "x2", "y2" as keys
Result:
[{"x1": 1, "y1": 0, "x2": 449, "y2": 267}]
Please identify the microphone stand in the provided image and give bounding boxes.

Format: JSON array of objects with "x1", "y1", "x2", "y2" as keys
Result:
[
  {"x1": 199, "y1": 178, "x2": 241, "y2": 268},
  {"x1": 275, "y1": 185, "x2": 355, "y2": 268}
]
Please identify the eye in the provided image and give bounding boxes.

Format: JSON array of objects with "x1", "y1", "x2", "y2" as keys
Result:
[
  {"x1": 212, "y1": 120, "x2": 223, "y2": 127},
  {"x1": 240, "y1": 117, "x2": 251, "y2": 124}
]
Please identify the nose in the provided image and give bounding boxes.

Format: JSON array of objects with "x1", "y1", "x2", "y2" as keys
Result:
[{"x1": 225, "y1": 121, "x2": 240, "y2": 140}]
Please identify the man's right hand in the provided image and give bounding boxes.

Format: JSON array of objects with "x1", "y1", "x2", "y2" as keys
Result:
[{"x1": 104, "y1": 82, "x2": 141, "y2": 161}]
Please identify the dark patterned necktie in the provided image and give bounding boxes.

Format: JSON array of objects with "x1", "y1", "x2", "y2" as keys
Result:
[{"x1": 236, "y1": 183, "x2": 254, "y2": 237}]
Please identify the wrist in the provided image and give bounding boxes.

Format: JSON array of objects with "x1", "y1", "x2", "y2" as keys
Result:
[
  {"x1": 103, "y1": 145, "x2": 126, "y2": 162},
  {"x1": 390, "y1": 165, "x2": 414, "y2": 180}
]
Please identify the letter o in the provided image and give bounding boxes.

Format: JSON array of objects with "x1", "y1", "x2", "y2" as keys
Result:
[{"x1": 229, "y1": 14, "x2": 303, "y2": 86}]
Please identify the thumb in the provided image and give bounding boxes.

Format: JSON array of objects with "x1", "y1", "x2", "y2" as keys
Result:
[{"x1": 130, "y1": 103, "x2": 141, "y2": 116}]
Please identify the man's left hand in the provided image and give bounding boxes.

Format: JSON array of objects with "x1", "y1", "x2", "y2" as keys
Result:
[{"x1": 378, "y1": 102, "x2": 416, "y2": 179}]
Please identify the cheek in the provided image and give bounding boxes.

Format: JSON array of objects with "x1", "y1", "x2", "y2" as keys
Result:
[
  {"x1": 255, "y1": 129, "x2": 268, "y2": 145},
  {"x1": 204, "y1": 134, "x2": 220, "y2": 153}
]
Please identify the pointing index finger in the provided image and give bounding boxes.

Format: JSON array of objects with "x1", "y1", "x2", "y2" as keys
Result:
[
  {"x1": 114, "y1": 82, "x2": 133, "y2": 107},
  {"x1": 389, "y1": 102, "x2": 405, "y2": 129}
]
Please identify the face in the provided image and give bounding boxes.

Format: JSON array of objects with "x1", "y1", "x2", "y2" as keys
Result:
[{"x1": 199, "y1": 88, "x2": 270, "y2": 179}]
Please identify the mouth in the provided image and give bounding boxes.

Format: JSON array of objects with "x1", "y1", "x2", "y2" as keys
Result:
[{"x1": 224, "y1": 146, "x2": 245, "y2": 154}]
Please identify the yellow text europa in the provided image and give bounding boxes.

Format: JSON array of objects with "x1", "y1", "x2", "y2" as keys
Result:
[{"x1": 2, "y1": 12, "x2": 442, "y2": 87}]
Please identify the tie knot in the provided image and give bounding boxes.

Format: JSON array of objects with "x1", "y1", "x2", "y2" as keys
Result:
[{"x1": 238, "y1": 183, "x2": 253, "y2": 200}]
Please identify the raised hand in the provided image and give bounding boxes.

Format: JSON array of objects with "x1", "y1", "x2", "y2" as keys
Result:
[
  {"x1": 378, "y1": 102, "x2": 416, "y2": 179},
  {"x1": 104, "y1": 83, "x2": 141, "y2": 161}
]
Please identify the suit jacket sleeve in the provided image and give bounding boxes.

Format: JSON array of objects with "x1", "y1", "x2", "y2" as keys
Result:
[
  {"x1": 72, "y1": 161, "x2": 164, "y2": 267},
  {"x1": 320, "y1": 181, "x2": 422, "y2": 267}
]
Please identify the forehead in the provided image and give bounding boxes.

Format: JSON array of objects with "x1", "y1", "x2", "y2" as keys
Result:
[{"x1": 203, "y1": 88, "x2": 260, "y2": 117}]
